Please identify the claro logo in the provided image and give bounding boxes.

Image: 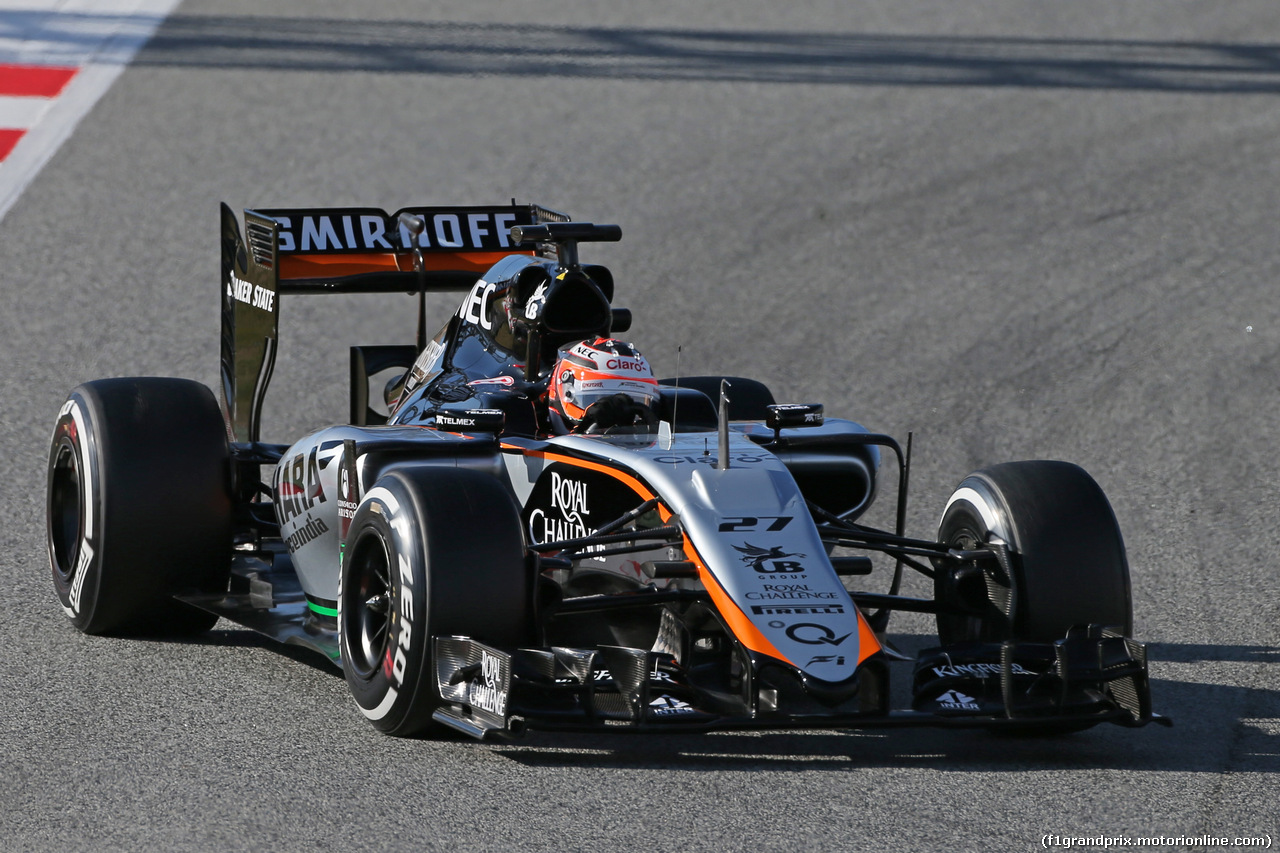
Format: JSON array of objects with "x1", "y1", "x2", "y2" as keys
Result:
[{"x1": 605, "y1": 357, "x2": 647, "y2": 372}]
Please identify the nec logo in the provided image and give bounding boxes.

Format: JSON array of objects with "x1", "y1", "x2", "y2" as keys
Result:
[{"x1": 457, "y1": 279, "x2": 497, "y2": 330}]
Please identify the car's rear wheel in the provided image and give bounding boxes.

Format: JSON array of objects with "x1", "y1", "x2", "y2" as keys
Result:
[
  {"x1": 47, "y1": 378, "x2": 233, "y2": 635},
  {"x1": 339, "y1": 467, "x2": 531, "y2": 737},
  {"x1": 935, "y1": 460, "x2": 1132, "y2": 644}
]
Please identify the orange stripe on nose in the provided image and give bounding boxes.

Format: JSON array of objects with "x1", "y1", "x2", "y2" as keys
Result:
[
  {"x1": 688, "y1": 537, "x2": 796, "y2": 667},
  {"x1": 855, "y1": 609, "x2": 882, "y2": 665}
]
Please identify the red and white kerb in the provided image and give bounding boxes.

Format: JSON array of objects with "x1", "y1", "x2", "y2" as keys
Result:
[{"x1": 0, "y1": 64, "x2": 77, "y2": 161}]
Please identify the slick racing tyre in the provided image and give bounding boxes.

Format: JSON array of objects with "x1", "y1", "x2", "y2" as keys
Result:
[
  {"x1": 935, "y1": 460, "x2": 1132, "y2": 644},
  {"x1": 47, "y1": 378, "x2": 233, "y2": 635},
  {"x1": 339, "y1": 467, "x2": 531, "y2": 737}
]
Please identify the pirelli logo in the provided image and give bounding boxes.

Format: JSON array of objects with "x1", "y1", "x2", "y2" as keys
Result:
[
  {"x1": 259, "y1": 206, "x2": 536, "y2": 254},
  {"x1": 750, "y1": 605, "x2": 846, "y2": 616}
]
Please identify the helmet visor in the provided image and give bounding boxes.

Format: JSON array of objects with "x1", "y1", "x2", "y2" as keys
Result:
[{"x1": 563, "y1": 378, "x2": 658, "y2": 415}]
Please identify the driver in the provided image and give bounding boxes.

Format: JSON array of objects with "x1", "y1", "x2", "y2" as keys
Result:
[{"x1": 547, "y1": 338, "x2": 660, "y2": 434}]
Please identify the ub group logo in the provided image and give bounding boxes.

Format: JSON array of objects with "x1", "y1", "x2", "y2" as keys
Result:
[{"x1": 733, "y1": 541, "x2": 806, "y2": 574}]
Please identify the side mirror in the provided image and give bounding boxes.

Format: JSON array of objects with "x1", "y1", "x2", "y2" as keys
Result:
[
  {"x1": 610, "y1": 308, "x2": 632, "y2": 334},
  {"x1": 765, "y1": 403, "x2": 824, "y2": 433}
]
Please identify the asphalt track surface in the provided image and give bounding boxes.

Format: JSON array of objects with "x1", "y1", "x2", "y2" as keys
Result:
[{"x1": 3, "y1": 1, "x2": 1280, "y2": 851}]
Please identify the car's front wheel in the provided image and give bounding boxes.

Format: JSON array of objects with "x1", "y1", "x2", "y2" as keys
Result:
[
  {"x1": 339, "y1": 467, "x2": 531, "y2": 736},
  {"x1": 934, "y1": 460, "x2": 1132, "y2": 644}
]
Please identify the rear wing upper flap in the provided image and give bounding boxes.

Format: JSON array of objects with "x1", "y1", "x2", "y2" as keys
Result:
[
  {"x1": 219, "y1": 201, "x2": 564, "y2": 443},
  {"x1": 261, "y1": 202, "x2": 558, "y2": 288}
]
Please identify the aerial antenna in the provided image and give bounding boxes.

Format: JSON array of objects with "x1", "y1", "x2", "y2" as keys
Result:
[{"x1": 667, "y1": 345, "x2": 682, "y2": 448}]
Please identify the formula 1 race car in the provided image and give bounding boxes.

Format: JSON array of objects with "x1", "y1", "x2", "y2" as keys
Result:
[{"x1": 45, "y1": 202, "x2": 1168, "y2": 738}]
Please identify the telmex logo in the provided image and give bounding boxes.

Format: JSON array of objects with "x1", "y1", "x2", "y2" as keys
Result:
[{"x1": 264, "y1": 208, "x2": 528, "y2": 253}]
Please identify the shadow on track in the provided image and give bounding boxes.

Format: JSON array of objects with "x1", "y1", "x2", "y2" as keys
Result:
[
  {"x1": 488, "y1": 671, "x2": 1279, "y2": 775},
  {"x1": 139, "y1": 628, "x2": 1280, "y2": 773},
  {"x1": 6, "y1": 12, "x2": 1280, "y2": 93},
  {"x1": 144, "y1": 626, "x2": 344, "y2": 677},
  {"x1": 486, "y1": 636, "x2": 1280, "y2": 774}
]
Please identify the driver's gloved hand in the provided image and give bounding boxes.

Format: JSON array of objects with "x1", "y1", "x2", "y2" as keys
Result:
[{"x1": 576, "y1": 393, "x2": 659, "y2": 434}]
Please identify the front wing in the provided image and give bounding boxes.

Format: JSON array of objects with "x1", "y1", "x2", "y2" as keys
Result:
[{"x1": 431, "y1": 627, "x2": 1167, "y2": 739}]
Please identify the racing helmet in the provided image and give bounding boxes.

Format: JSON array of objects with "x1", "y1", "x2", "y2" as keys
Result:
[{"x1": 549, "y1": 338, "x2": 660, "y2": 431}]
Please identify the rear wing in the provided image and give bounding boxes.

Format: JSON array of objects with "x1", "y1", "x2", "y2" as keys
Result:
[{"x1": 219, "y1": 202, "x2": 566, "y2": 443}]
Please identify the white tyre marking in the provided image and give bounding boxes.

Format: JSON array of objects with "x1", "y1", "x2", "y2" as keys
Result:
[
  {"x1": 358, "y1": 687, "x2": 399, "y2": 721},
  {"x1": 68, "y1": 401, "x2": 93, "y2": 539},
  {"x1": 362, "y1": 486, "x2": 400, "y2": 516},
  {"x1": 941, "y1": 486, "x2": 1001, "y2": 537},
  {"x1": 68, "y1": 539, "x2": 93, "y2": 614}
]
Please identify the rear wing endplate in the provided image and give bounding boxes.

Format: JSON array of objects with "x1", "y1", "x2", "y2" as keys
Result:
[{"x1": 219, "y1": 202, "x2": 564, "y2": 442}]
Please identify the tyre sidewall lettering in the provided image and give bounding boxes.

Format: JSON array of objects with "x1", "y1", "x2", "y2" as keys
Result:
[
  {"x1": 49, "y1": 395, "x2": 102, "y2": 626},
  {"x1": 338, "y1": 467, "x2": 531, "y2": 737},
  {"x1": 340, "y1": 482, "x2": 429, "y2": 731},
  {"x1": 391, "y1": 549, "x2": 414, "y2": 686}
]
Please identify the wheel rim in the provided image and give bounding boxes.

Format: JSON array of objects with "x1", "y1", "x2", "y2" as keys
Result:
[
  {"x1": 49, "y1": 440, "x2": 82, "y2": 585},
  {"x1": 939, "y1": 513, "x2": 999, "y2": 642},
  {"x1": 343, "y1": 530, "x2": 394, "y2": 680},
  {"x1": 948, "y1": 524, "x2": 986, "y2": 639}
]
